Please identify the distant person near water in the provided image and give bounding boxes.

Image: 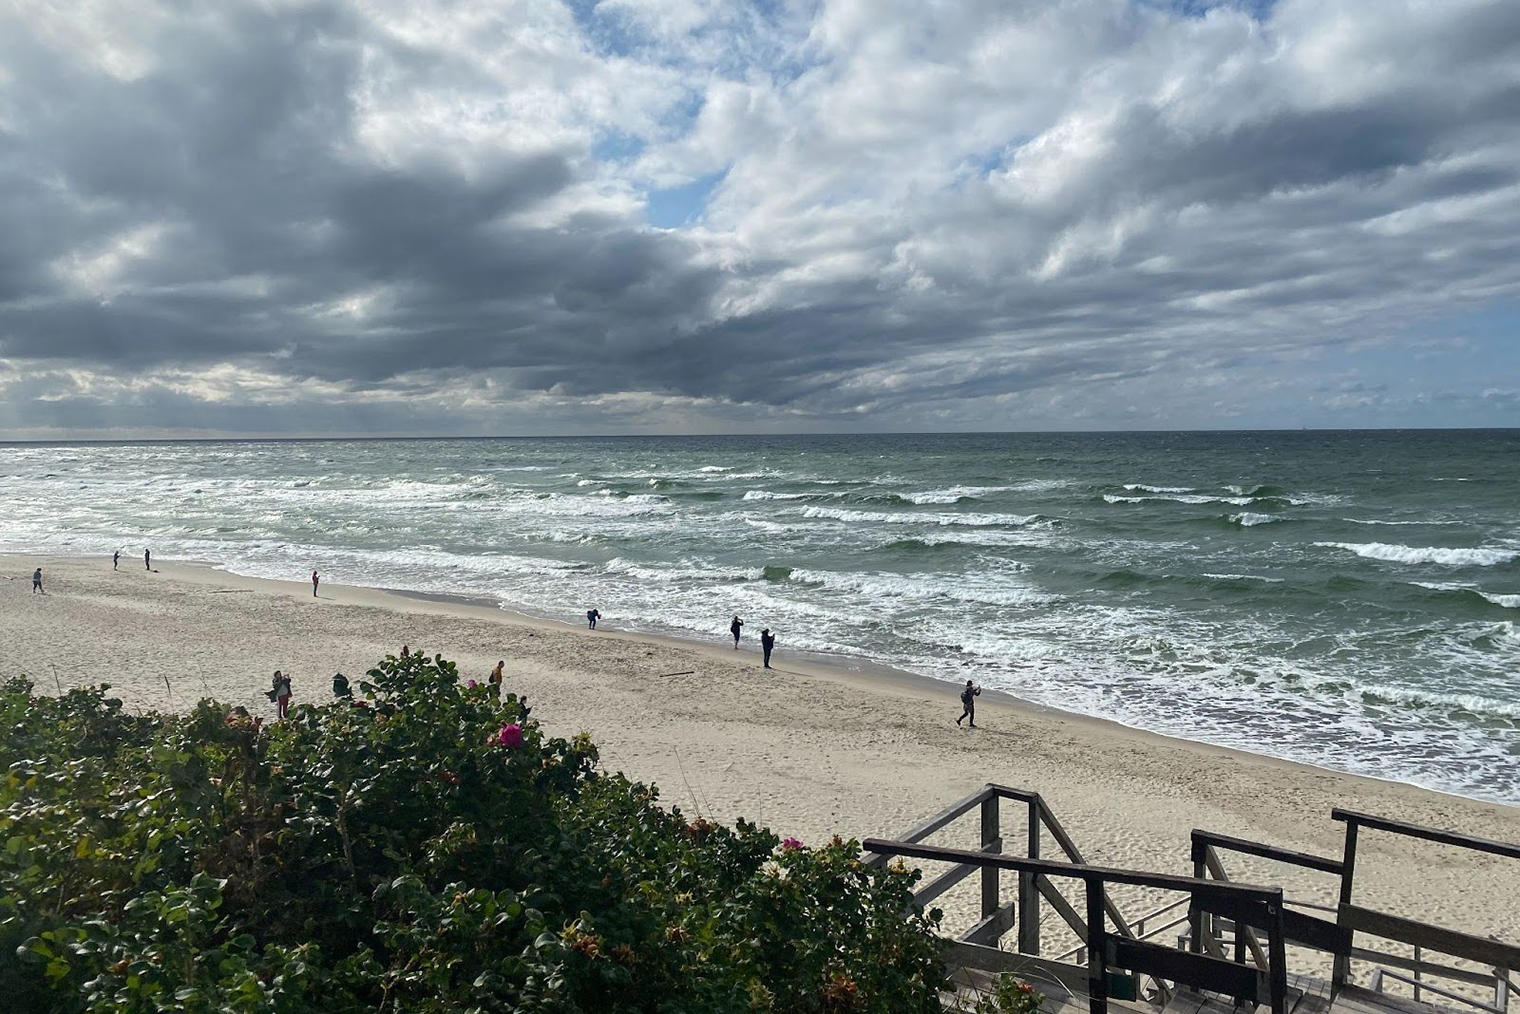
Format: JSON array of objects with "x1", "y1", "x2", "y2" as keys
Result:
[
  {"x1": 144, "y1": 548, "x2": 151, "y2": 571},
  {"x1": 489, "y1": 659, "x2": 504, "y2": 695},
  {"x1": 730, "y1": 614, "x2": 744, "y2": 649},
  {"x1": 268, "y1": 670, "x2": 293, "y2": 720},
  {"x1": 113, "y1": 551, "x2": 119, "y2": 571},
  {"x1": 956, "y1": 680, "x2": 981, "y2": 728},
  {"x1": 760, "y1": 628, "x2": 775, "y2": 668},
  {"x1": 311, "y1": 570, "x2": 319, "y2": 597},
  {"x1": 31, "y1": 568, "x2": 44, "y2": 594},
  {"x1": 586, "y1": 608, "x2": 600, "y2": 629}
]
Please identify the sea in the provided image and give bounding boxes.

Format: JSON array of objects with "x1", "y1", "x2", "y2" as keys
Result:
[{"x1": 2, "y1": 431, "x2": 1517, "y2": 804}]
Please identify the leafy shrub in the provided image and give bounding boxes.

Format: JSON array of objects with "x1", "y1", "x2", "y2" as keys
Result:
[
  {"x1": 959, "y1": 974, "x2": 1045, "y2": 1014},
  {"x1": 0, "y1": 655, "x2": 945, "y2": 1012}
]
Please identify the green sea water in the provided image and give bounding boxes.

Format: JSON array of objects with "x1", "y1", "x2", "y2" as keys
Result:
[{"x1": 3, "y1": 430, "x2": 1517, "y2": 801}]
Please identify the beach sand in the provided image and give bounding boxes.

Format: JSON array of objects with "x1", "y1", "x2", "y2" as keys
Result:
[{"x1": 7, "y1": 554, "x2": 1518, "y2": 983}]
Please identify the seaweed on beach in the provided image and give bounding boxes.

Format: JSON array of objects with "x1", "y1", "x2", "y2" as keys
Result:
[{"x1": 0, "y1": 655, "x2": 945, "y2": 1013}]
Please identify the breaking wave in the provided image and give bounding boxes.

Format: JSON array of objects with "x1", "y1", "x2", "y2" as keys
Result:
[{"x1": 1316, "y1": 542, "x2": 1519, "y2": 567}]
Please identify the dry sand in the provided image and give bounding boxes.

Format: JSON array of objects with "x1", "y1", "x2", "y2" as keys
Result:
[{"x1": 6, "y1": 554, "x2": 1518, "y2": 983}]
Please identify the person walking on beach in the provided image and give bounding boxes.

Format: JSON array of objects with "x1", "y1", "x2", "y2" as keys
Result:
[
  {"x1": 489, "y1": 659, "x2": 504, "y2": 695},
  {"x1": 760, "y1": 628, "x2": 775, "y2": 669},
  {"x1": 269, "y1": 670, "x2": 293, "y2": 721},
  {"x1": 113, "y1": 551, "x2": 119, "y2": 571},
  {"x1": 730, "y1": 614, "x2": 744, "y2": 649},
  {"x1": 144, "y1": 548, "x2": 151, "y2": 571},
  {"x1": 586, "y1": 608, "x2": 600, "y2": 629},
  {"x1": 956, "y1": 680, "x2": 981, "y2": 728},
  {"x1": 311, "y1": 570, "x2": 319, "y2": 597},
  {"x1": 31, "y1": 568, "x2": 43, "y2": 594}
]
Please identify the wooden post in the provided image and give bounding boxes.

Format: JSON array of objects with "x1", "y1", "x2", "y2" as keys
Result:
[
  {"x1": 1332, "y1": 820, "x2": 1359, "y2": 996},
  {"x1": 1087, "y1": 878, "x2": 1109, "y2": 1014},
  {"x1": 981, "y1": 794, "x2": 1000, "y2": 927},
  {"x1": 1189, "y1": 838, "x2": 1207, "y2": 955},
  {"x1": 1019, "y1": 797, "x2": 1041, "y2": 954},
  {"x1": 1268, "y1": 899, "x2": 1288, "y2": 1014}
]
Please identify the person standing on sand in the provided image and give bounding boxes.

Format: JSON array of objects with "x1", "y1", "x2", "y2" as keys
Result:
[
  {"x1": 489, "y1": 659, "x2": 504, "y2": 695},
  {"x1": 270, "y1": 670, "x2": 293, "y2": 720},
  {"x1": 32, "y1": 568, "x2": 44, "y2": 594},
  {"x1": 312, "y1": 570, "x2": 319, "y2": 597},
  {"x1": 113, "y1": 551, "x2": 119, "y2": 571},
  {"x1": 144, "y1": 548, "x2": 151, "y2": 571},
  {"x1": 956, "y1": 680, "x2": 981, "y2": 728},
  {"x1": 586, "y1": 608, "x2": 600, "y2": 629},
  {"x1": 730, "y1": 614, "x2": 744, "y2": 649},
  {"x1": 760, "y1": 628, "x2": 775, "y2": 669}
]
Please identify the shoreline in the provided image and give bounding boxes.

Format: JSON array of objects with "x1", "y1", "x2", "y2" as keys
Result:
[
  {"x1": 9, "y1": 550, "x2": 1502, "y2": 810},
  {"x1": 8, "y1": 551, "x2": 1520, "y2": 955}
]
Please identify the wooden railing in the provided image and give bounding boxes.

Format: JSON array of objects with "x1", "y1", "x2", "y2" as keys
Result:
[
  {"x1": 1188, "y1": 810, "x2": 1520, "y2": 1013},
  {"x1": 864, "y1": 784, "x2": 1290, "y2": 1014},
  {"x1": 1330, "y1": 809, "x2": 1520, "y2": 1012},
  {"x1": 869, "y1": 787, "x2": 1520, "y2": 1014}
]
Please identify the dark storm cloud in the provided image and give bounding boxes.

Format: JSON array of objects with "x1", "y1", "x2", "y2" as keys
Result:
[{"x1": 1, "y1": 0, "x2": 1519, "y2": 435}]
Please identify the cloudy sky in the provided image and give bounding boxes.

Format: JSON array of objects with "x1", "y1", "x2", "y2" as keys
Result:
[{"x1": 1, "y1": 0, "x2": 1518, "y2": 437}]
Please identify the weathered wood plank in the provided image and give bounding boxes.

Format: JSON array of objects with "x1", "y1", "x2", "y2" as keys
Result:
[
  {"x1": 963, "y1": 899, "x2": 1018, "y2": 947},
  {"x1": 1192, "y1": 829, "x2": 1345, "y2": 875},
  {"x1": 941, "y1": 939, "x2": 1090, "y2": 994},
  {"x1": 1036, "y1": 873, "x2": 1088, "y2": 939},
  {"x1": 1346, "y1": 946, "x2": 1501, "y2": 988},
  {"x1": 1038, "y1": 797, "x2": 1140, "y2": 941},
  {"x1": 1107, "y1": 937, "x2": 1264, "y2": 1002},
  {"x1": 862, "y1": 838, "x2": 1282, "y2": 903},
  {"x1": 1339, "y1": 904, "x2": 1520, "y2": 971},
  {"x1": 1331, "y1": 810, "x2": 1520, "y2": 862},
  {"x1": 866, "y1": 785, "x2": 995, "y2": 866}
]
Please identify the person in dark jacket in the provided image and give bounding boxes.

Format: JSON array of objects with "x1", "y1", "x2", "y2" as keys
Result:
[
  {"x1": 760, "y1": 628, "x2": 775, "y2": 669},
  {"x1": 730, "y1": 614, "x2": 744, "y2": 649},
  {"x1": 956, "y1": 680, "x2": 981, "y2": 728}
]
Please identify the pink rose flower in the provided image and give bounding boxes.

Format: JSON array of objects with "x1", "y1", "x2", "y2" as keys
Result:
[
  {"x1": 496, "y1": 723, "x2": 523, "y2": 748},
  {"x1": 781, "y1": 837, "x2": 804, "y2": 851},
  {"x1": 467, "y1": 679, "x2": 478, "y2": 688}
]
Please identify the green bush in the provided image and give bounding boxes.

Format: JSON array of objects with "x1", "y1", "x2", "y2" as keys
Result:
[{"x1": 0, "y1": 653, "x2": 946, "y2": 1012}]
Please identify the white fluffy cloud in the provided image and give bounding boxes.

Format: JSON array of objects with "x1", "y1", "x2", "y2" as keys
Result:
[{"x1": 1, "y1": 0, "x2": 1517, "y2": 436}]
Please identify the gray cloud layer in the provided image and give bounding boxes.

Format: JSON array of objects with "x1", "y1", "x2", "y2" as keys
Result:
[{"x1": 1, "y1": 0, "x2": 1518, "y2": 435}]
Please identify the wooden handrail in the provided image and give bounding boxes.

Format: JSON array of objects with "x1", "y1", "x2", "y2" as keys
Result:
[
  {"x1": 863, "y1": 838, "x2": 1283, "y2": 904},
  {"x1": 1339, "y1": 904, "x2": 1520, "y2": 971},
  {"x1": 1192, "y1": 829, "x2": 1344, "y2": 875},
  {"x1": 1331, "y1": 809, "x2": 1520, "y2": 861}
]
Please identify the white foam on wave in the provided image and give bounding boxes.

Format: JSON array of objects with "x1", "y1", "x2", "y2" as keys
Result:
[
  {"x1": 603, "y1": 556, "x2": 762, "y2": 584},
  {"x1": 1343, "y1": 518, "x2": 1460, "y2": 526},
  {"x1": 901, "y1": 484, "x2": 1018, "y2": 504},
  {"x1": 1351, "y1": 681, "x2": 1520, "y2": 719},
  {"x1": 800, "y1": 505, "x2": 1044, "y2": 528},
  {"x1": 787, "y1": 567, "x2": 1055, "y2": 608},
  {"x1": 1482, "y1": 592, "x2": 1520, "y2": 608},
  {"x1": 1124, "y1": 483, "x2": 1193, "y2": 493},
  {"x1": 1229, "y1": 512, "x2": 1286, "y2": 527},
  {"x1": 1315, "y1": 542, "x2": 1520, "y2": 567},
  {"x1": 1105, "y1": 494, "x2": 1258, "y2": 506},
  {"x1": 742, "y1": 490, "x2": 813, "y2": 501},
  {"x1": 1202, "y1": 573, "x2": 1285, "y2": 583}
]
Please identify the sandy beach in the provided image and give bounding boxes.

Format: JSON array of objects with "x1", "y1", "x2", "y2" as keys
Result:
[{"x1": 7, "y1": 553, "x2": 1518, "y2": 977}]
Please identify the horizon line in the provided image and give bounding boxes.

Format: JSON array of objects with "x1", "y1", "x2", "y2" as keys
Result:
[{"x1": 3, "y1": 425, "x2": 1520, "y2": 445}]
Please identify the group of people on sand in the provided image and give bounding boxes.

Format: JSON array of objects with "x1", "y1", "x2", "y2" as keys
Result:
[
  {"x1": 728, "y1": 615, "x2": 777, "y2": 669},
  {"x1": 26, "y1": 548, "x2": 153, "y2": 593},
  {"x1": 264, "y1": 650, "x2": 528, "y2": 723}
]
